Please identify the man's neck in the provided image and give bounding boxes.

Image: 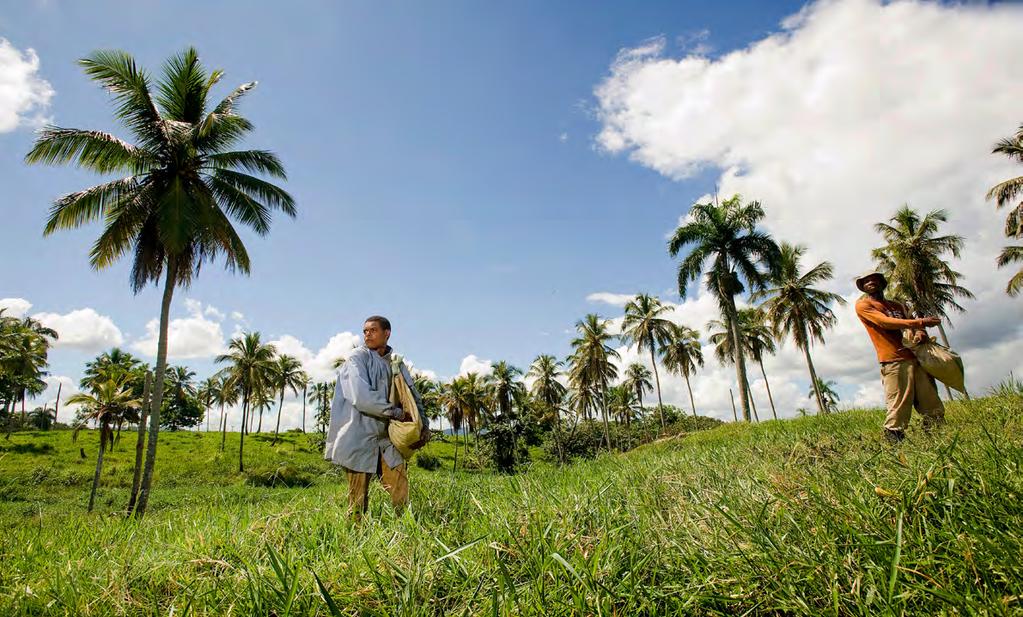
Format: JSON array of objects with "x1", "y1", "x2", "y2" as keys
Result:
[
  {"x1": 369, "y1": 344, "x2": 391, "y2": 357},
  {"x1": 868, "y1": 291, "x2": 886, "y2": 302}
]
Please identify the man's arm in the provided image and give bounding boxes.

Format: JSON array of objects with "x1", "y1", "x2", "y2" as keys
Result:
[
  {"x1": 856, "y1": 303, "x2": 934, "y2": 331},
  {"x1": 341, "y1": 355, "x2": 402, "y2": 421}
]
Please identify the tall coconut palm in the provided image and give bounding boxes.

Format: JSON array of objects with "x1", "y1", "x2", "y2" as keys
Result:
[
  {"x1": 708, "y1": 309, "x2": 778, "y2": 421},
  {"x1": 487, "y1": 361, "x2": 524, "y2": 420},
  {"x1": 998, "y1": 241, "x2": 1023, "y2": 297},
  {"x1": 712, "y1": 306, "x2": 781, "y2": 419},
  {"x1": 216, "y1": 332, "x2": 277, "y2": 472},
  {"x1": 2, "y1": 318, "x2": 56, "y2": 437},
  {"x1": 809, "y1": 378, "x2": 840, "y2": 412},
  {"x1": 668, "y1": 194, "x2": 781, "y2": 422},
  {"x1": 66, "y1": 380, "x2": 141, "y2": 512},
  {"x1": 528, "y1": 354, "x2": 568, "y2": 463},
  {"x1": 412, "y1": 374, "x2": 442, "y2": 424},
  {"x1": 270, "y1": 354, "x2": 306, "y2": 443},
  {"x1": 660, "y1": 323, "x2": 704, "y2": 417},
  {"x1": 440, "y1": 380, "x2": 465, "y2": 470},
  {"x1": 606, "y1": 384, "x2": 640, "y2": 427},
  {"x1": 620, "y1": 294, "x2": 674, "y2": 427},
  {"x1": 986, "y1": 124, "x2": 1023, "y2": 247},
  {"x1": 872, "y1": 207, "x2": 973, "y2": 398},
  {"x1": 26, "y1": 48, "x2": 295, "y2": 517},
  {"x1": 297, "y1": 374, "x2": 311, "y2": 433},
  {"x1": 622, "y1": 363, "x2": 653, "y2": 413},
  {"x1": 82, "y1": 348, "x2": 142, "y2": 393},
  {"x1": 209, "y1": 370, "x2": 238, "y2": 451},
  {"x1": 756, "y1": 243, "x2": 846, "y2": 414},
  {"x1": 569, "y1": 314, "x2": 620, "y2": 448},
  {"x1": 197, "y1": 376, "x2": 217, "y2": 433}
]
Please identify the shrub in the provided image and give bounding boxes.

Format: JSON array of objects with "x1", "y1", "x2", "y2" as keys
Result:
[
  {"x1": 415, "y1": 452, "x2": 441, "y2": 471},
  {"x1": 244, "y1": 464, "x2": 317, "y2": 488}
]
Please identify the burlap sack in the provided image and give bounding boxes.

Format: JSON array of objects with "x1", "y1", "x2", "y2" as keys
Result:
[
  {"x1": 387, "y1": 356, "x2": 428, "y2": 459},
  {"x1": 912, "y1": 341, "x2": 967, "y2": 393}
]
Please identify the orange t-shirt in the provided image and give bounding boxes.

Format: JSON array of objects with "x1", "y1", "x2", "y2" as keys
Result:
[{"x1": 854, "y1": 296, "x2": 928, "y2": 363}]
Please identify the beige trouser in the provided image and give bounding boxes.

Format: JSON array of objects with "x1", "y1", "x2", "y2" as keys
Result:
[
  {"x1": 345, "y1": 453, "x2": 408, "y2": 518},
  {"x1": 880, "y1": 360, "x2": 945, "y2": 432}
]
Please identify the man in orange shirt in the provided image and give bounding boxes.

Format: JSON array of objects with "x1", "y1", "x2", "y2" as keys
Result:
[{"x1": 854, "y1": 271, "x2": 944, "y2": 443}]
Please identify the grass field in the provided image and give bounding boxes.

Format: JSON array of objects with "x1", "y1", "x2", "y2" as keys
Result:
[{"x1": 1, "y1": 396, "x2": 1022, "y2": 615}]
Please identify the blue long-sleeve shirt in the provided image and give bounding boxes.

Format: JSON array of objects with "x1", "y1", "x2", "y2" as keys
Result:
[{"x1": 323, "y1": 345, "x2": 424, "y2": 473}]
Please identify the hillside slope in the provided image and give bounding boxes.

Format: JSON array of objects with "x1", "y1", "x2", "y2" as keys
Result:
[{"x1": 1, "y1": 396, "x2": 1021, "y2": 615}]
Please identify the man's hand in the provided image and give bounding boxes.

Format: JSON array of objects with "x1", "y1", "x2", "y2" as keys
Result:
[{"x1": 919, "y1": 316, "x2": 941, "y2": 328}]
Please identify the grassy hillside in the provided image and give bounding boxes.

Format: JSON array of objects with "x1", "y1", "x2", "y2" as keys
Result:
[{"x1": 1, "y1": 396, "x2": 1021, "y2": 615}]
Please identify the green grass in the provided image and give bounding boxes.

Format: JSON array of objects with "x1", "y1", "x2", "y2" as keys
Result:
[{"x1": 1, "y1": 396, "x2": 1022, "y2": 615}]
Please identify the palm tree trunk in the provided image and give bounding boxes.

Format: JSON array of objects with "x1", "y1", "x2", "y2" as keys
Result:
[
  {"x1": 759, "y1": 360, "x2": 778, "y2": 420},
  {"x1": 22, "y1": 393, "x2": 27, "y2": 423},
  {"x1": 649, "y1": 347, "x2": 665, "y2": 429},
  {"x1": 599, "y1": 385, "x2": 611, "y2": 450},
  {"x1": 746, "y1": 377, "x2": 760, "y2": 422},
  {"x1": 89, "y1": 421, "x2": 109, "y2": 512},
  {"x1": 239, "y1": 389, "x2": 249, "y2": 473},
  {"x1": 725, "y1": 294, "x2": 752, "y2": 421},
  {"x1": 54, "y1": 382, "x2": 62, "y2": 424},
  {"x1": 552, "y1": 409, "x2": 565, "y2": 464},
  {"x1": 684, "y1": 372, "x2": 697, "y2": 418},
  {"x1": 256, "y1": 406, "x2": 263, "y2": 433},
  {"x1": 127, "y1": 372, "x2": 151, "y2": 514},
  {"x1": 133, "y1": 258, "x2": 177, "y2": 519},
  {"x1": 272, "y1": 389, "x2": 284, "y2": 444},
  {"x1": 219, "y1": 402, "x2": 227, "y2": 452},
  {"x1": 802, "y1": 342, "x2": 826, "y2": 414},
  {"x1": 5, "y1": 399, "x2": 14, "y2": 439},
  {"x1": 935, "y1": 323, "x2": 968, "y2": 400},
  {"x1": 729, "y1": 388, "x2": 738, "y2": 422},
  {"x1": 301, "y1": 384, "x2": 307, "y2": 433}
]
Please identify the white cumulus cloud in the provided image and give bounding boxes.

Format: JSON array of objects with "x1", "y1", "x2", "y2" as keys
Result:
[
  {"x1": 594, "y1": 0, "x2": 1023, "y2": 417},
  {"x1": 0, "y1": 38, "x2": 53, "y2": 132},
  {"x1": 0, "y1": 297, "x2": 32, "y2": 318},
  {"x1": 458, "y1": 354, "x2": 493, "y2": 377},
  {"x1": 33, "y1": 308, "x2": 124, "y2": 351},
  {"x1": 131, "y1": 299, "x2": 226, "y2": 360}
]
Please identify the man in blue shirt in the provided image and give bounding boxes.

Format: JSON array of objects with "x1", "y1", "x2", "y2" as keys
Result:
[{"x1": 324, "y1": 315, "x2": 423, "y2": 517}]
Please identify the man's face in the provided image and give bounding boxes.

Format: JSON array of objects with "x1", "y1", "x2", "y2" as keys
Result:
[
  {"x1": 862, "y1": 275, "x2": 885, "y2": 295},
  {"x1": 363, "y1": 321, "x2": 390, "y2": 351}
]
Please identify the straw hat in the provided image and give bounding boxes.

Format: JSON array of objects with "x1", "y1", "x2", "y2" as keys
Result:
[{"x1": 854, "y1": 270, "x2": 886, "y2": 292}]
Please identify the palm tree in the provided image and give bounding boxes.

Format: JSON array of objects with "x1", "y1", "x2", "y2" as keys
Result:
[
  {"x1": 297, "y1": 374, "x2": 312, "y2": 433},
  {"x1": 606, "y1": 384, "x2": 640, "y2": 427},
  {"x1": 26, "y1": 48, "x2": 294, "y2": 517},
  {"x1": 251, "y1": 386, "x2": 274, "y2": 435},
  {"x1": 209, "y1": 370, "x2": 238, "y2": 451},
  {"x1": 620, "y1": 294, "x2": 674, "y2": 428},
  {"x1": 709, "y1": 308, "x2": 778, "y2": 420},
  {"x1": 986, "y1": 124, "x2": 1023, "y2": 290},
  {"x1": 2, "y1": 317, "x2": 56, "y2": 437},
  {"x1": 197, "y1": 376, "x2": 217, "y2": 433},
  {"x1": 660, "y1": 323, "x2": 704, "y2": 417},
  {"x1": 28, "y1": 406, "x2": 57, "y2": 430},
  {"x1": 528, "y1": 354, "x2": 568, "y2": 463},
  {"x1": 569, "y1": 314, "x2": 620, "y2": 448},
  {"x1": 668, "y1": 194, "x2": 781, "y2": 421},
  {"x1": 872, "y1": 207, "x2": 973, "y2": 397},
  {"x1": 757, "y1": 243, "x2": 845, "y2": 414},
  {"x1": 81, "y1": 348, "x2": 142, "y2": 393},
  {"x1": 622, "y1": 363, "x2": 653, "y2": 413},
  {"x1": 487, "y1": 361, "x2": 524, "y2": 420},
  {"x1": 440, "y1": 380, "x2": 465, "y2": 470},
  {"x1": 66, "y1": 380, "x2": 141, "y2": 512},
  {"x1": 809, "y1": 378, "x2": 840, "y2": 412},
  {"x1": 216, "y1": 332, "x2": 277, "y2": 472},
  {"x1": 708, "y1": 312, "x2": 761, "y2": 422},
  {"x1": 331, "y1": 357, "x2": 346, "y2": 370},
  {"x1": 270, "y1": 354, "x2": 306, "y2": 443}
]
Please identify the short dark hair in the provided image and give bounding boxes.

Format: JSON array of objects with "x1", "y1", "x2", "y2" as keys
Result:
[{"x1": 364, "y1": 315, "x2": 391, "y2": 331}]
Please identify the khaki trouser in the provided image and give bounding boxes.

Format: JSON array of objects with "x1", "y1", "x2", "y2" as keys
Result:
[
  {"x1": 345, "y1": 453, "x2": 408, "y2": 518},
  {"x1": 880, "y1": 359, "x2": 945, "y2": 432}
]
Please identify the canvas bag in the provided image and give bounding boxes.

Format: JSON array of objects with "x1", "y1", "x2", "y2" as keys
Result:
[
  {"x1": 387, "y1": 355, "x2": 429, "y2": 459},
  {"x1": 910, "y1": 340, "x2": 967, "y2": 393}
]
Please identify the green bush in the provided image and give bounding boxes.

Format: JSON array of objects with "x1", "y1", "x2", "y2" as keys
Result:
[
  {"x1": 244, "y1": 464, "x2": 317, "y2": 488},
  {"x1": 414, "y1": 451, "x2": 441, "y2": 471}
]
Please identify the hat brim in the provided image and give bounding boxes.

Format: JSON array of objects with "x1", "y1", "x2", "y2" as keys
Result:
[{"x1": 855, "y1": 272, "x2": 886, "y2": 292}]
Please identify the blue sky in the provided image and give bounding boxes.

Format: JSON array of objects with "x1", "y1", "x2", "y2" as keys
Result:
[{"x1": 3, "y1": 0, "x2": 1022, "y2": 427}]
